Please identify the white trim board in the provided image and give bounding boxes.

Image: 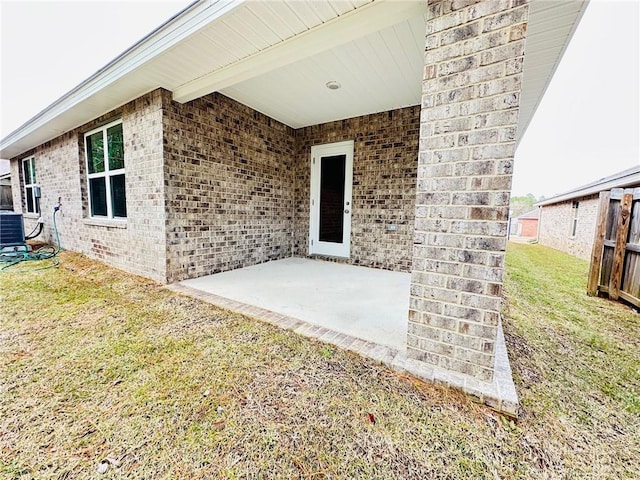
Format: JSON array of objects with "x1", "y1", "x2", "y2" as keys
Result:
[{"x1": 309, "y1": 140, "x2": 354, "y2": 258}]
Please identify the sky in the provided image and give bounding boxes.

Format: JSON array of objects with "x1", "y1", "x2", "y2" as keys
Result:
[
  {"x1": 0, "y1": 0, "x2": 192, "y2": 132},
  {"x1": 512, "y1": 0, "x2": 639, "y2": 199},
  {"x1": 1, "y1": 0, "x2": 639, "y2": 199}
]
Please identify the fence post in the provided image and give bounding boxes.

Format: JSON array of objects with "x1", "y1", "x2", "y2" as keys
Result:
[
  {"x1": 608, "y1": 190, "x2": 633, "y2": 300},
  {"x1": 587, "y1": 191, "x2": 610, "y2": 296}
]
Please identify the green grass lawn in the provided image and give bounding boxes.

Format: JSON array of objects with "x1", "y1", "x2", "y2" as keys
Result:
[{"x1": 1, "y1": 244, "x2": 638, "y2": 479}]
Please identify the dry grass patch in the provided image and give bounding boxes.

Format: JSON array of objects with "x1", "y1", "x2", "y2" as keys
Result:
[
  {"x1": 503, "y1": 243, "x2": 640, "y2": 477},
  {"x1": 1, "y1": 247, "x2": 638, "y2": 479}
]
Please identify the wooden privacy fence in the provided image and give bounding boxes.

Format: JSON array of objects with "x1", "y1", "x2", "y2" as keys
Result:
[{"x1": 588, "y1": 187, "x2": 640, "y2": 308}]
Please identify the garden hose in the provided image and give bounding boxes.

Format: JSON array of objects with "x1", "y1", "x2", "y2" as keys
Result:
[{"x1": 0, "y1": 207, "x2": 62, "y2": 271}]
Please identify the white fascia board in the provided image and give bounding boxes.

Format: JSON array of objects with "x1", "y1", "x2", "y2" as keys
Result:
[
  {"x1": 172, "y1": 0, "x2": 427, "y2": 104},
  {"x1": 536, "y1": 171, "x2": 640, "y2": 206},
  {"x1": 0, "y1": 0, "x2": 242, "y2": 159}
]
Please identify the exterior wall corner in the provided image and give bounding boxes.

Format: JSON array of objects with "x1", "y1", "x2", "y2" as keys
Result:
[{"x1": 409, "y1": 0, "x2": 530, "y2": 382}]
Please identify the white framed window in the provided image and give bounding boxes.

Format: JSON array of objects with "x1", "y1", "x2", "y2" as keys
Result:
[
  {"x1": 570, "y1": 201, "x2": 579, "y2": 237},
  {"x1": 85, "y1": 119, "x2": 126, "y2": 219},
  {"x1": 22, "y1": 156, "x2": 39, "y2": 214}
]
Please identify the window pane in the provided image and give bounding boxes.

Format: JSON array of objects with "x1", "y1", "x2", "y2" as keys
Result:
[
  {"x1": 31, "y1": 160, "x2": 37, "y2": 183},
  {"x1": 107, "y1": 124, "x2": 124, "y2": 170},
  {"x1": 26, "y1": 186, "x2": 34, "y2": 213},
  {"x1": 90, "y1": 177, "x2": 107, "y2": 216},
  {"x1": 110, "y1": 174, "x2": 127, "y2": 218},
  {"x1": 87, "y1": 131, "x2": 105, "y2": 174},
  {"x1": 23, "y1": 160, "x2": 31, "y2": 185},
  {"x1": 319, "y1": 154, "x2": 346, "y2": 243}
]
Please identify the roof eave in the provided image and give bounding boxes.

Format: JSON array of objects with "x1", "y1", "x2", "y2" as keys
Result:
[
  {"x1": 0, "y1": 0, "x2": 239, "y2": 159},
  {"x1": 536, "y1": 169, "x2": 640, "y2": 206},
  {"x1": 516, "y1": 0, "x2": 590, "y2": 147},
  {"x1": 2, "y1": 0, "x2": 590, "y2": 160}
]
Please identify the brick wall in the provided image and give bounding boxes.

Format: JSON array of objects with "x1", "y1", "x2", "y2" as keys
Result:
[
  {"x1": 517, "y1": 218, "x2": 538, "y2": 237},
  {"x1": 162, "y1": 90, "x2": 296, "y2": 282},
  {"x1": 9, "y1": 90, "x2": 419, "y2": 282},
  {"x1": 538, "y1": 195, "x2": 599, "y2": 260},
  {"x1": 9, "y1": 90, "x2": 167, "y2": 281},
  {"x1": 409, "y1": 0, "x2": 529, "y2": 382},
  {"x1": 294, "y1": 107, "x2": 420, "y2": 272}
]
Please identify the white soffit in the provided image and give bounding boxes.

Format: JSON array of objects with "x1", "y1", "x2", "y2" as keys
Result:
[
  {"x1": 1, "y1": 0, "x2": 587, "y2": 159},
  {"x1": 0, "y1": 0, "x2": 390, "y2": 158},
  {"x1": 517, "y1": 0, "x2": 588, "y2": 144},
  {"x1": 172, "y1": 1, "x2": 426, "y2": 105},
  {"x1": 220, "y1": 15, "x2": 426, "y2": 128}
]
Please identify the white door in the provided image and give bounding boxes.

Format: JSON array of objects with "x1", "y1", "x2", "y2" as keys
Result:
[{"x1": 309, "y1": 140, "x2": 353, "y2": 258}]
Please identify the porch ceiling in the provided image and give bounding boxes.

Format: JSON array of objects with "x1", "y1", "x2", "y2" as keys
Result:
[
  {"x1": 219, "y1": 14, "x2": 426, "y2": 129},
  {"x1": 0, "y1": 0, "x2": 588, "y2": 159}
]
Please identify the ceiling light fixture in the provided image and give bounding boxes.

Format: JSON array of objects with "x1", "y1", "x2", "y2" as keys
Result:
[{"x1": 326, "y1": 81, "x2": 341, "y2": 90}]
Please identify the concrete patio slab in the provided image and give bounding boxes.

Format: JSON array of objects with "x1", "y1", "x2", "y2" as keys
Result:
[
  {"x1": 178, "y1": 257, "x2": 410, "y2": 350},
  {"x1": 168, "y1": 257, "x2": 519, "y2": 417}
]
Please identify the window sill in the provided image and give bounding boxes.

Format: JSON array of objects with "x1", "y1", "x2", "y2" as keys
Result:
[
  {"x1": 23, "y1": 213, "x2": 41, "y2": 220},
  {"x1": 83, "y1": 218, "x2": 127, "y2": 229}
]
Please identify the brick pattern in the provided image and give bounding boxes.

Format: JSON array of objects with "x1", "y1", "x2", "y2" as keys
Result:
[
  {"x1": 162, "y1": 91, "x2": 297, "y2": 282},
  {"x1": 538, "y1": 195, "x2": 599, "y2": 260},
  {"x1": 409, "y1": 0, "x2": 529, "y2": 382},
  {"x1": 9, "y1": 90, "x2": 167, "y2": 281},
  {"x1": 517, "y1": 217, "x2": 538, "y2": 237},
  {"x1": 6, "y1": 2, "x2": 532, "y2": 406},
  {"x1": 294, "y1": 107, "x2": 420, "y2": 272},
  {"x1": 10, "y1": 91, "x2": 419, "y2": 283}
]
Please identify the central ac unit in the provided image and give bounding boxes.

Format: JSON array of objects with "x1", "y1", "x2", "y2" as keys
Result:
[{"x1": 0, "y1": 212, "x2": 26, "y2": 247}]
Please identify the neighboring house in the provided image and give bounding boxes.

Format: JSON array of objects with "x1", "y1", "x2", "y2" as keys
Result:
[
  {"x1": 0, "y1": 1, "x2": 588, "y2": 400},
  {"x1": 516, "y1": 208, "x2": 539, "y2": 238},
  {"x1": 537, "y1": 166, "x2": 640, "y2": 260},
  {"x1": 0, "y1": 160, "x2": 12, "y2": 210}
]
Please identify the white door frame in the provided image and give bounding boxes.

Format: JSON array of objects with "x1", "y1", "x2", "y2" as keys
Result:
[{"x1": 309, "y1": 140, "x2": 354, "y2": 258}]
